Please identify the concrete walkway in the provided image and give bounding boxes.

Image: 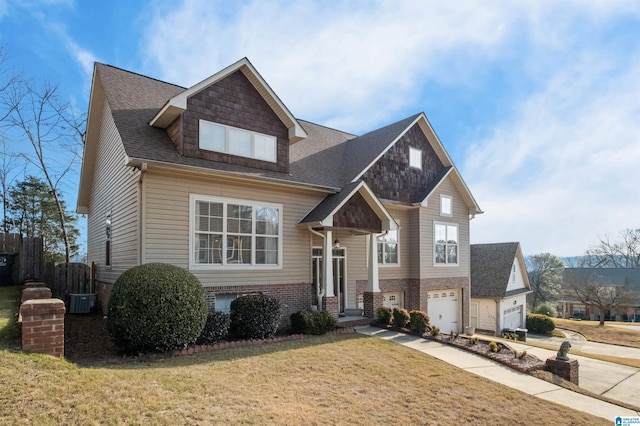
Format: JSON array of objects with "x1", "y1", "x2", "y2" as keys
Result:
[{"x1": 356, "y1": 326, "x2": 639, "y2": 421}]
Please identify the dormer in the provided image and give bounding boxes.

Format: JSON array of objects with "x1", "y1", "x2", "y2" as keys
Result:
[{"x1": 150, "y1": 58, "x2": 307, "y2": 174}]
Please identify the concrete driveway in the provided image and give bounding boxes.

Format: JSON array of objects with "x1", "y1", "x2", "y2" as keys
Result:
[{"x1": 509, "y1": 330, "x2": 640, "y2": 408}]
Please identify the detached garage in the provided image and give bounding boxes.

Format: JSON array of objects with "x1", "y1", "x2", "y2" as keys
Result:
[
  {"x1": 427, "y1": 289, "x2": 461, "y2": 333},
  {"x1": 470, "y1": 242, "x2": 531, "y2": 336}
]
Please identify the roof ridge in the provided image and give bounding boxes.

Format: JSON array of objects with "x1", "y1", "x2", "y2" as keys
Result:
[
  {"x1": 297, "y1": 118, "x2": 357, "y2": 138},
  {"x1": 95, "y1": 62, "x2": 186, "y2": 90}
]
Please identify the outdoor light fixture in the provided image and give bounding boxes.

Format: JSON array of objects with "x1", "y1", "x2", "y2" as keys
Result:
[{"x1": 333, "y1": 239, "x2": 341, "y2": 248}]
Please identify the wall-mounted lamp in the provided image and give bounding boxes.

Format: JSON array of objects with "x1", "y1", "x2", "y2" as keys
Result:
[
  {"x1": 333, "y1": 239, "x2": 341, "y2": 248},
  {"x1": 513, "y1": 300, "x2": 517, "y2": 305}
]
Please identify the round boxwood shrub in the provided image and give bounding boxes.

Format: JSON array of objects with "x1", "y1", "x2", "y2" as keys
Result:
[
  {"x1": 229, "y1": 294, "x2": 282, "y2": 339},
  {"x1": 526, "y1": 313, "x2": 556, "y2": 334},
  {"x1": 290, "y1": 309, "x2": 336, "y2": 335},
  {"x1": 392, "y1": 308, "x2": 410, "y2": 328},
  {"x1": 376, "y1": 306, "x2": 392, "y2": 325},
  {"x1": 197, "y1": 311, "x2": 230, "y2": 344},
  {"x1": 106, "y1": 263, "x2": 207, "y2": 354},
  {"x1": 409, "y1": 310, "x2": 430, "y2": 334},
  {"x1": 533, "y1": 301, "x2": 557, "y2": 318}
]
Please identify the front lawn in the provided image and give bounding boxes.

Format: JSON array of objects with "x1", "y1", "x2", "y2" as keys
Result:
[
  {"x1": 1, "y1": 333, "x2": 606, "y2": 425},
  {"x1": 554, "y1": 318, "x2": 640, "y2": 348},
  {"x1": 0, "y1": 286, "x2": 21, "y2": 346}
]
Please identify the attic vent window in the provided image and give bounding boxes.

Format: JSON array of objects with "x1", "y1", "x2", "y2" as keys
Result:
[
  {"x1": 199, "y1": 119, "x2": 276, "y2": 162},
  {"x1": 409, "y1": 147, "x2": 422, "y2": 169}
]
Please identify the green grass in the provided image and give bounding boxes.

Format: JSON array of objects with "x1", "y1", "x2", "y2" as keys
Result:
[{"x1": 0, "y1": 286, "x2": 21, "y2": 346}]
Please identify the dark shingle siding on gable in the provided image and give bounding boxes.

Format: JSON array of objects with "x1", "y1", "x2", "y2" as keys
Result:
[
  {"x1": 362, "y1": 123, "x2": 444, "y2": 204},
  {"x1": 470, "y1": 243, "x2": 521, "y2": 298},
  {"x1": 182, "y1": 71, "x2": 290, "y2": 174},
  {"x1": 333, "y1": 191, "x2": 382, "y2": 232}
]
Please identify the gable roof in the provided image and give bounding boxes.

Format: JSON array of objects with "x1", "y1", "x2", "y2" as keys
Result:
[
  {"x1": 149, "y1": 57, "x2": 307, "y2": 143},
  {"x1": 471, "y1": 242, "x2": 530, "y2": 298}
]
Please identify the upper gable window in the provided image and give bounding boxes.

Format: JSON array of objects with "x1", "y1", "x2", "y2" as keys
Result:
[
  {"x1": 199, "y1": 119, "x2": 276, "y2": 162},
  {"x1": 440, "y1": 195, "x2": 452, "y2": 216},
  {"x1": 409, "y1": 147, "x2": 422, "y2": 169}
]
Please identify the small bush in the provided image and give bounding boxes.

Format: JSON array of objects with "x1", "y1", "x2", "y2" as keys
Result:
[
  {"x1": 409, "y1": 310, "x2": 430, "y2": 334},
  {"x1": 526, "y1": 313, "x2": 556, "y2": 334},
  {"x1": 197, "y1": 311, "x2": 230, "y2": 344},
  {"x1": 392, "y1": 308, "x2": 410, "y2": 328},
  {"x1": 376, "y1": 307, "x2": 392, "y2": 325},
  {"x1": 533, "y1": 302, "x2": 557, "y2": 318},
  {"x1": 469, "y1": 336, "x2": 479, "y2": 345},
  {"x1": 488, "y1": 341, "x2": 500, "y2": 353},
  {"x1": 229, "y1": 294, "x2": 282, "y2": 339},
  {"x1": 106, "y1": 263, "x2": 207, "y2": 354},
  {"x1": 430, "y1": 326, "x2": 440, "y2": 336},
  {"x1": 290, "y1": 309, "x2": 336, "y2": 335}
]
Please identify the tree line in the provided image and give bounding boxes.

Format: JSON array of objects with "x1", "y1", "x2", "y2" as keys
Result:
[
  {"x1": 527, "y1": 228, "x2": 640, "y2": 325},
  {"x1": 0, "y1": 46, "x2": 84, "y2": 264}
]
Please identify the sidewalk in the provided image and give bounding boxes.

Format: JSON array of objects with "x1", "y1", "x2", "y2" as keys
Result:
[{"x1": 356, "y1": 326, "x2": 639, "y2": 421}]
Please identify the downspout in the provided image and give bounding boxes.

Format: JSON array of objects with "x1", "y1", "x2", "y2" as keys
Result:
[
  {"x1": 138, "y1": 163, "x2": 148, "y2": 265},
  {"x1": 309, "y1": 228, "x2": 325, "y2": 304}
]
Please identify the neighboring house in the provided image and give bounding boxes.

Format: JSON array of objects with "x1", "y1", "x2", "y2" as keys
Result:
[
  {"x1": 77, "y1": 58, "x2": 482, "y2": 332},
  {"x1": 470, "y1": 242, "x2": 531, "y2": 335},
  {"x1": 560, "y1": 268, "x2": 640, "y2": 321}
]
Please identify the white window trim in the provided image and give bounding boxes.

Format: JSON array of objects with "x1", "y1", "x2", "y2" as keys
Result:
[
  {"x1": 377, "y1": 226, "x2": 400, "y2": 267},
  {"x1": 199, "y1": 119, "x2": 277, "y2": 163},
  {"x1": 189, "y1": 194, "x2": 283, "y2": 270},
  {"x1": 433, "y1": 221, "x2": 459, "y2": 267},
  {"x1": 409, "y1": 147, "x2": 422, "y2": 170},
  {"x1": 440, "y1": 195, "x2": 452, "y2": 217}
]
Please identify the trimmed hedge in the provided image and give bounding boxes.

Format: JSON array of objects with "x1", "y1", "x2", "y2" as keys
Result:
[
  {"x1": 197, "y1": 311, "x2": 230, "y2": 344},
  {"x1": 376, "y1": 306, "x2": 392, "y2": 325},
  {"x1": 392, "y1": 308, "x2": 410, "y2": 328},
  {"x1": 229, "y1": 294, "x2": 282, "y2": 339},
  {"x1": 526, "y1": 313, "x2": 556, "y2": 334},
  {"x1": 409, "y1": 310, "x2": 430, "y2": 334},
  {"x1": 106, "y1": 263, "x2": 207, "y2": 354},
  {"x1": 290, "y1": 309, "x2": 336, "y2": 335}
]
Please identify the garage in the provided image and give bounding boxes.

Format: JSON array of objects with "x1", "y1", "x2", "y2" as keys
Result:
[
  {"x1": 427, "y1": 289, "x2": 460, "y2": 333},
  {"x1": 503, "y1": 305, "x2": 523, "y2": 330},
  {"x1": 383, "y1": 292, "x2": 402, "y2": 309}
]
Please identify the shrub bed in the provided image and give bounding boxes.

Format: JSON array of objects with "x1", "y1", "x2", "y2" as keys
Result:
[
  {"x1": 197, "y1": 311, "x2": 230, "y2": 344},
  {"x1": 290, "y1": 309, "x2": 336, "y2": 335},
  {"x1": 230, "y1": 294, "x2": 282, "y2": 339}
]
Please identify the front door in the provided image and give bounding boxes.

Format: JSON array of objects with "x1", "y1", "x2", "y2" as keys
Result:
[{"x1": 312, "y1": 247, "x2": 346, "y2": 313}]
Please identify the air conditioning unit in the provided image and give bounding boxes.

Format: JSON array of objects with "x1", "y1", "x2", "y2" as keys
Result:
[{"x1": 68, "y1": 293, "x2": 96, "y2": 314}]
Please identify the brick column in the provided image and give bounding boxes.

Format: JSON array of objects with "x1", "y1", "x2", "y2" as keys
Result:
[
  {"x1": 20, "y1": 299, "x2": 66, "y2": 357},
  {"x1": 545, "y1": 358, "x2": 579, "y2": 385},
  {"x1": 322, "y1": 296, "x2": 339, "y2": 318},
  {"x1": 363, "y1": 291, "x2": 384, "y2": 319}
]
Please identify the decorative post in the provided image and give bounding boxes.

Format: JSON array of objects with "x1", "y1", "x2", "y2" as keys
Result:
[
  {"x1": 364, "y1": 234, "x2": 383, "y2": 318},
  {"x1": 322, "y1": 230, "x2": 338, "y2": 317}
]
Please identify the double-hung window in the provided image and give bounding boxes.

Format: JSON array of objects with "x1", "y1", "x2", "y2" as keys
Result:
[
  {"x1": 434, "y1": 222, "x2": 458, "y2": 265},
  {"x1": 190, "y1": 195, "x2": 282, "y2": 269},
  {"x1": 377, "y1": 229, "x2": 399, "y2": 265},
  {"x1": 199, "y1": 120, "x2": 277, "y2": 162}
]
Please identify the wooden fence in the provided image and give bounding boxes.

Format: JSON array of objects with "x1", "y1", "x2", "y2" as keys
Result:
[{"x1": 50, "y1": 262, "x2": 94, "y2": 300}]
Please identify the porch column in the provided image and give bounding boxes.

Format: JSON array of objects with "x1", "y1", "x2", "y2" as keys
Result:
[
  {"x1": 367, "y1": 234, "x2": 380, "y2": 292},
  {"x1": 321, "y1": 230, "x2": 339, "y2": 318}
]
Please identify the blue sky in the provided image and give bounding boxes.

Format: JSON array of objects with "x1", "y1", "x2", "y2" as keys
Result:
[{"x1": 1, "y1": 0, "x2": 639, "y2": 256}]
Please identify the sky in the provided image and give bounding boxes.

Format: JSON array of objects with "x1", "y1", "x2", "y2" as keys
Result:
[{"x1": 0, "y1": 0, "x2": 639, "y2": 257}]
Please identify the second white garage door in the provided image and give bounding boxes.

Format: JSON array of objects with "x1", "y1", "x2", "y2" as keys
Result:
[{"x1": 428, "y1": 289, "x2": 460, "y2": 333}]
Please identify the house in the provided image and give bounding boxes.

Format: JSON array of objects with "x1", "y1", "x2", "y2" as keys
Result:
[
  {"x1": 77, "y1": 58, "x2": 482, "y2": 332},
  {"x1": 470, "y1": 242, "x2": 531, "y2": 335},
  {"x1": 560, "y1": 268, "x2": 640, "y2": 321}
]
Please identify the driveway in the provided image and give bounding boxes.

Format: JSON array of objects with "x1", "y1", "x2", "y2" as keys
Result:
[{"x1": 508, "y1": 330, "x2": 640, "y2": 408}]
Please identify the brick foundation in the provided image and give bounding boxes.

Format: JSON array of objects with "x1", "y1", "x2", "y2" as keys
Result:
[
  {"x1": 322, "y1": 296, "x2": 339, "y2": 318},
  {"x1": 20, "y1": 299, "x2": 66, "y2": 357},
  {"x1": 545, "y1": 357, "x2": 579, "y2": 385}
]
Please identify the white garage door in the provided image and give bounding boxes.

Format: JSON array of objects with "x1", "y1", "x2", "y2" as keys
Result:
[
  {"x1": 428, "y1": 289, "x2": 460, "y2": 333},
  {"x1": 383, "y1": 292, "x2": 402, "y2": 309},
  {"x1": 503, "y1": 305, "x2": 522, "y2": 329}
]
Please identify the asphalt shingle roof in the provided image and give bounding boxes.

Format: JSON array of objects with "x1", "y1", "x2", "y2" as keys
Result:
[{"x1": 470, "y1": 242, "x2": 528, "y2": 298}]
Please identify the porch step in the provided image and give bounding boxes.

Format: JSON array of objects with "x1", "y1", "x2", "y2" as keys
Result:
[{"x1": 337, "y1": 316, "x2": 372, "y2": 328}]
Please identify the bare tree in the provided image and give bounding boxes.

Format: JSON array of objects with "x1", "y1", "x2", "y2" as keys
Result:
[
  {"x1": 526, "y1": 253, "x2": 564, "y2": 311},
  {"x1": 584, "y1": 228, "x2": 640, "y2": 268},
  {"x1": 566, "y1": 270, "x2": 632, "y2": 326},
  {"x1": 0, "y1": 136, "x2": 26, "y2": 231},
  {"x1": 2, "y1": 78, "x2": 84, "y2": 262}
]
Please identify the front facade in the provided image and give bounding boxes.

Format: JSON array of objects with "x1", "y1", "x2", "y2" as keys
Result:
[
  {"x1": 470, "y1": 243, "x2": 531, "y2": 335},
  {"x1": 77, "y1": 58, "x2": 482, "y2": 331},
  {"x1": 560, "y1": 268, "x2": 640, "y2": 321}
]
